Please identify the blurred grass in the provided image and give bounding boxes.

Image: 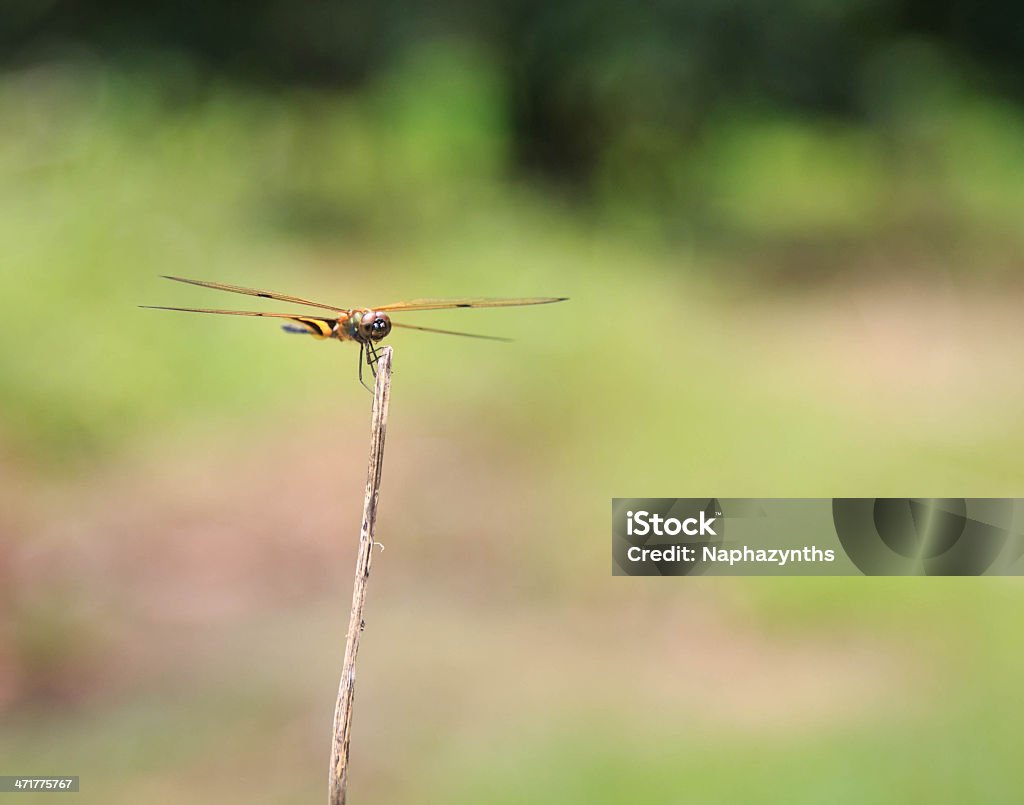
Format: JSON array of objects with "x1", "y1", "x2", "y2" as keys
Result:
[
  {"x1": 2, "y1": 53, "x2": 1023, "y2": 466},
  {"x1": 3, "y1": 582, "x2": 1023, "y2": 804},
  {"x1": 2, "y1": 51, "x2": 1024, "y2": 804}
]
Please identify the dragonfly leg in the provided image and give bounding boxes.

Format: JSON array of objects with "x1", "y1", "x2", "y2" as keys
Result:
[
  {"x1": 357, "y1": 343, "x2": 372, "y2": 393},
  {"x1": 366, "y1": 339, "x2": 381, "y2": 376}
]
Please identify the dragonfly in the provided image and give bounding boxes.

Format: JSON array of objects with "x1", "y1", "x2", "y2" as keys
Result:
[{"x1": 143, "y1": 276, "x2": 568, "y2": 389}]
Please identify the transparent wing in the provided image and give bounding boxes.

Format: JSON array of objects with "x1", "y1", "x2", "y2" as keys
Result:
[
  {"x1": 391, "y1": 322, "x2": 512, "y2": 341},
  {"x1": 375, "y1": 297, "x2": 568, "y2": 312},
  {"x1": 162, "y1": 276, "x2": 347, "y2": 313},
  {"x1": 142, "y1": 306, "x2": 337, "y2": 338}
]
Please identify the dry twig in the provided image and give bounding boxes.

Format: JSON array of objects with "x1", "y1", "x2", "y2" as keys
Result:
[{"x1": 329, "y1": 346, "x2": 393, "y2": 805}]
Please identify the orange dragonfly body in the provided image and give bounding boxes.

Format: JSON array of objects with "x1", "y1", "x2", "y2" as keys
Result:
[{"x1": 144, "y1": 276, "x2": 567, "y2": 388}]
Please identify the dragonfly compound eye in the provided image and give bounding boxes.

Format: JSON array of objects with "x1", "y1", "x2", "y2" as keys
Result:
[
  {"x1": 371, "y1": 316, "x2": 391, "y2": 340},
  {"x1": 360, "y1": 311, "x2": 392, "y2": 341}
]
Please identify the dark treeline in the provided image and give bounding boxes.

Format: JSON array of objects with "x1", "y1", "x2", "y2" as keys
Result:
[{"x1": 4, "y1": 1, "x2": 1022, "y2": 181}]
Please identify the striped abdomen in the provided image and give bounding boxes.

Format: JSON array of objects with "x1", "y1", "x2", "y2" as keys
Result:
[{"x1": 281, "y1": 312, "x2": 354, "y2": 340}]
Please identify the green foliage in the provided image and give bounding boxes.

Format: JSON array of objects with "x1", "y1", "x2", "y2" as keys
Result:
[
  {"x1": 2, "y1": 54, "x2": 1024, "y2": 467},
  {"x1": 699, "y1": 116, "x2": 886, "y2": 238}
]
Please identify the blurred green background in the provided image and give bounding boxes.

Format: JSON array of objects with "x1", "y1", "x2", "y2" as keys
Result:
[{"x1": 2, "y1": 2, "x2": 1023, "y2": 803}]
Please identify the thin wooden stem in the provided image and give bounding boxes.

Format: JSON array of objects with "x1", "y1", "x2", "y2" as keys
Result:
[{"x1": 329, "y1": 345, "x2": 393, "y2": 805}]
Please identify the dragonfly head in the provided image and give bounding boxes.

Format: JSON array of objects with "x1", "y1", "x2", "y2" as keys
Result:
[{"x1": 357, "y1": 310, "x2": 392, "y2": 342}]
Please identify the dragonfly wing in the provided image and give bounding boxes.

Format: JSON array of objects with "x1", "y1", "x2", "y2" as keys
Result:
[
  {"x1": 390, "y1": 322, "x2": 512, "y2": 341},
  {"x1": 375, "y1": 296, "x2": 568, "y2": 312},
  {"x1": 141, "y1": 306, "x2": 337, "y2": 338},
  {"x1": 162, "y1": 276, "x2": 347, "y2": 313}
]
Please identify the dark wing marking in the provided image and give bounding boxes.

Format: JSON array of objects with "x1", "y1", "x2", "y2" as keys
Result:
[
  {"x1": 161, "y1": 276, "x2": 347, "y2": 313},
  {"x1": 375, "y1": 297, "x2": 568, "y2": 312},
  {"x1": 390, "y1": 322, "x2": 512, "y2": 341}
]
